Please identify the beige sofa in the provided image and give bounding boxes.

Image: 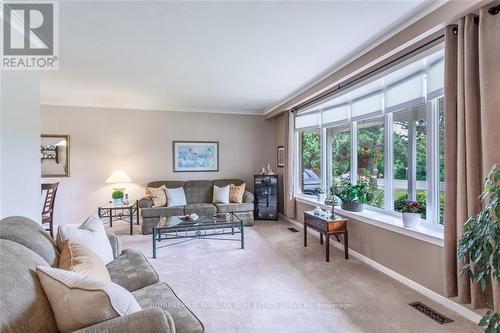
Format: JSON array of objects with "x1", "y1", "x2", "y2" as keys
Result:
[
  {"x1": 0, "y1": 216, "x2": 204, "y2": 333},
  {"x1": 139, "y1": 179, "x2": 254, "y2": 234}
]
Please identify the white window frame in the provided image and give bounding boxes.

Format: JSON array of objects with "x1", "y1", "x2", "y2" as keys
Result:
[
  {"x1": 294, "y1": 60, "x2": 445, "y2": 228},
  {"x1": 296, "y1": 129, "x2": 325, "y2": 197}
]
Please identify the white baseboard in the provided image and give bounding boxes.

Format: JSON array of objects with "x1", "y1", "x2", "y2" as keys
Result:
[{"x1": 280, "y1": 214, "x2": 482, "y2": 324}]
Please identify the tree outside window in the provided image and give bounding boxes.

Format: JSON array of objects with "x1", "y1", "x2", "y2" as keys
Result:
[{"x1": 300, "y1": 131, "x2": 321, "y2": 195}]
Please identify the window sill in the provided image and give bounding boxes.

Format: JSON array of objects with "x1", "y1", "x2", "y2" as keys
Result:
[{"x1": 295, "y1": 194, "x2": 444, "y2": 247}]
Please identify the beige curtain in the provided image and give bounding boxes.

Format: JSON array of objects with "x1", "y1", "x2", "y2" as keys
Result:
[
  {"x1": 283, "y1": 111, "x2": 296, "y2": 218},
  {"x1": 444, "y1": 2, "x2": 500, "y2": 311}
]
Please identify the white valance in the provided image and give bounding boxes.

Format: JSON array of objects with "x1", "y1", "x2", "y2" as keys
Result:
[
  {"x1": 295, "y1": 111, "x2": 319, "y2": 131},
  {"x1": 321, "y1": 104, "x2": 349, "y2": 128},
  {"x1": 427, "y1": 60, "x2": 444, "y2": 100},
  {"x1": 385, "y1": 75, "x2": 425, "y2": 113},
  {"x1": 351, "y1": 93, "x2": 383, "y2": 121}
]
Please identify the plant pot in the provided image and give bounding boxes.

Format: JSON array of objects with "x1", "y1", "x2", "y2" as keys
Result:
[
  {"x1": 402, "y1": 212, "x2": 420, "y2": 228},
  {"x1": 358, "y1": 157, "x2": 378, "y2": 169},
  {"x1": 317, "y1": 193, "x2": 326, "y2": 203},
  {"x1": 113, "y1": 199, "x2": 122, "y2": 207},
  {"x1": 341, "y1": 201, "x2": 363, "y2": 212}
]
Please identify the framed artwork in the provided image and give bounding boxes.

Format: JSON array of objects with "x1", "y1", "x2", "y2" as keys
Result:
[
  {"x1": 41, "y1": 134, "x2": 70, "y2": 177},
  {"x1": 173, "y1": 141, "x2": 219, "y2": 172},
  {"x1": 277, "y1": 146, "x2": 285, "y2": 168}
]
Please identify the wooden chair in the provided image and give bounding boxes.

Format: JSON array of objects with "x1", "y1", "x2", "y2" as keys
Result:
[{"x1": 41, "y1": 182, "x2": 59, "y2": 237}]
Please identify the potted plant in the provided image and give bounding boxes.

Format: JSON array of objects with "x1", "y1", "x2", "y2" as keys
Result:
[
  {"x1": 112, "y1": 189, "x2": 124, "y2": 206},
  {"x1": 334, "y1": 177, "x2": 372, "y2": 212},
  {"x1": 316, "y1": 187, "x2": 327, "y2": 203},
  {"x1": 400, "y1": 200, "x2": 423, "y2": 228},
  {"x1": 457, "y1": 165, "x2": 500, "y2": 332},
  {"x1": 357, "y1": 146, "x2": 382, "y2": 169}
]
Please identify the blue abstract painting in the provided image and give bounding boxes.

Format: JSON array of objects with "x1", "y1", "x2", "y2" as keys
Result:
[{"x1": 173, "y1": 141, "x2": 219, "y2": 172}]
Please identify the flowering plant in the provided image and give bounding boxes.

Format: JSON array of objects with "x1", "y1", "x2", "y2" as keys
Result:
[
  {"x1": 399, "y1": 200, "x2": 423, "y2": 214},
  {"x1": 358, "y1": 146, "x2": 382, "y2": 166},
  {"x1": 333, "y1": 176, "x2": 372, "y2": 204}
]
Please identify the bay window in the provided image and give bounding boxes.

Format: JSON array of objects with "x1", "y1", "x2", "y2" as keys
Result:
[
  {"x1": 392, "y1": 106, "x2": 427, "y2": 219},
  {"x1": 296, "y1": 111, "x2": 322, "y2": 196},
  {"x1": 328, "y1": 125, "x2": 350, "y2": 182},
  {"x1": 300, "y1": 131, "x2": 321, "y2": 195},
  {"x1": 357, "y1": 117, "x2": 385, "y2": 208},
  {"x1": 295, "y1": 47, "x2": 446, "y2": 226}
]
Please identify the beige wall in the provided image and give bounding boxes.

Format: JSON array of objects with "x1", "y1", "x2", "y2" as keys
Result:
[
  {"x1": 41, "y1": 105, "x2": 275, "y2": 224},
  {"x1": 295, "y1": 200, "x2": 445, "y2": 295}
]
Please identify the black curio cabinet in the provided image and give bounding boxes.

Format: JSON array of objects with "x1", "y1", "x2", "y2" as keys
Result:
[{"x1": 254, "y1": 175, "x2": 278, "y2": 220}]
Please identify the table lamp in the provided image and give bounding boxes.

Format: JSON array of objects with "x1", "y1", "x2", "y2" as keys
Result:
[{"x1": 105, "y1": 169, "x2": 132, "y2": 206}]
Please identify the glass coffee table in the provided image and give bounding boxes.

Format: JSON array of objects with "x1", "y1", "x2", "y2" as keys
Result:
[{"x1": 152, "y1": 212, "x2": 244, "y2": 258}]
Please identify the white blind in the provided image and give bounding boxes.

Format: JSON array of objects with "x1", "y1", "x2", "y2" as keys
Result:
[
  {"x1": 385, "y1": 75, "x2": 425, "y2": 112},
  {"x1": 295, "y1": 111, "x2": 319, "y2": 130},
  {"x1": 321, "y1": 104, "x2": 349, "y2": 127},
  {"x1": 351, "y1": 94, "x2": 383, "y2": 120},
  {"x1": 427, "y1": 60, "x2": 444, "y2": 99}
]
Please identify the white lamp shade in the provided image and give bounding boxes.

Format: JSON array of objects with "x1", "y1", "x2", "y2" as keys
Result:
[{"x1": 106, "y1": 169, "x2": 132, "y2": 184}]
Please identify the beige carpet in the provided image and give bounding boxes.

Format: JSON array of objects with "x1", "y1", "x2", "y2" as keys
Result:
[{"x1": 109, "y1": 218, "x2": 481, "y2": 333}]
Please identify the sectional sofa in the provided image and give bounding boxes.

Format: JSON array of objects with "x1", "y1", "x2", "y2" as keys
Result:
[
  {"x1": 139, "y1": 179, "x2": 254, "y2": 234},
  {"x1": 0, "y1": 216, "x2": 204, "y2": 333}
]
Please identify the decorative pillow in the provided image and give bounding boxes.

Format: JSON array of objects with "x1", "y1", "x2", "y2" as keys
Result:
[
  {"x1": 165, "y1": 187, "x2": 188, "y2": 207},
  {"x1": 213, "y1": 185, "x2": 230, "y2": 204},
  {"x1": 59, "y1": 240, "x2": 111, "y2": 281},
  {"x1": 230, "y1": 183, "x2": 246, "y2": 204},
  {"x1": 57, "y1": 216, "x2": 114, "y2": 265},
  {"x1": 36, "y1": 266, "x2": 141, "y2": 333},
  {"x1": 145, "y1": 185, "x2": 167, "y2": 207}
]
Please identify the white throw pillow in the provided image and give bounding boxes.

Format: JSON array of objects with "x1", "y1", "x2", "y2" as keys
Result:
[
  {"x1": 36, "y1": 266, "x2": 141, "y2": 333},
  {"x1": 165, "y1": 187, "x2": 187, "y2": 207},
  {"x1": 57, "y1": 215, "x2": 114, "y2": 264},
  {"x1": 213, "y1": 185, "x2": 230, "y2": 204}
]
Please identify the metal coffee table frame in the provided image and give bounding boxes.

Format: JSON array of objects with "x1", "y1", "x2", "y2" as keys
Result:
[{"x1": 152, "y1": 212, "x2": 244, "y2": 258}]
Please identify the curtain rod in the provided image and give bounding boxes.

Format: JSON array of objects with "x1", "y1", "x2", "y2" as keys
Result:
[
  {"x1": 489, "y1": 3, "x2": 500, "y2": 15},
  {"x1": 451, "y1": 3, "x2": 499, "y2": 34},
  {"x1": 290, "y1": 33, "x2": 444, "y2": 114}
]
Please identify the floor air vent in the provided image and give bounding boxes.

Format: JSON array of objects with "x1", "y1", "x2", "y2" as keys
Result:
[
  {"x1": 409, "y1": 302, "x2": 453, "y2": 324},
  {"x1": 288, "y1": 227, "x2": 299, "y2": 233}
]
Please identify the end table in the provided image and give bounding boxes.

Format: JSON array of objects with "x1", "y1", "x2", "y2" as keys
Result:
[
  {"x1": 98, "y1": 200, "x2": 139, "y2": 235},
  {"x1": 304, "y1": 210, "x2": 348, "y2": 262}
]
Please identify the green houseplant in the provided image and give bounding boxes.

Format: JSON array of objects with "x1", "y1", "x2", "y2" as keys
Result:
[
  {"x1": 112, "y1": 189, "x2": 124, "y2": 206},
  {"x1": 457, "y1": 165, "x2": 500, "y2": 332},
  {"x1": 334, "y1": 176, "x2": 373, "y2": 212}
]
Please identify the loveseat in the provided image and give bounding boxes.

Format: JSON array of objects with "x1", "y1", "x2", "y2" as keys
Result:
[
  {"x1": 139, "y1": 179, "x2": 254, "y2": 234},
  {"x1": 0, "y1": 216, "x2": 204, "y2": 333}
]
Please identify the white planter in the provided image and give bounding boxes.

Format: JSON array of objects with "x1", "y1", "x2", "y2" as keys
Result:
[
  {"x1": 402, "y1": 212, "x2": 420, "y2": 228},
  {"x1": 317, "y1": 193, "x2": 326, "y2": 203},
  {"x1": 113, "y1": 199, "x2": 122, "y2": 207}
]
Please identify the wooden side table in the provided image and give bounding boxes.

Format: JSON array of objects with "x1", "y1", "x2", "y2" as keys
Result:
[
  {"x1": 304, "y1": 211, "x2": 348, "y2": 262},
  {"x1": 98, "y1": 200, "x2": 139, "y2": 235}
]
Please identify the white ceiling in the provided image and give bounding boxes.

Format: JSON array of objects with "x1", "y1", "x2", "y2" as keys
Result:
[{"x1": 41, "y1": 0, "x2": 431, "y2": 115}]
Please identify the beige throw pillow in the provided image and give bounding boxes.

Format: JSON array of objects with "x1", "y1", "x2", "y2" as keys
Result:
[
  {"x1": 59, "y1": 241, "x2": 111, "y2": 281},
  {"x1": 56, "y1": 215, "x2": 114, "y2": 265},
  {"x1": 230, "y1": 183, "x2": 246, "y2": 204},
  {"x1": 145, "y1": 185, "x2": 167, "y2": 207},
  {"x1": 36, "y1": 266, "x2": 141, "y2": 333}
]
